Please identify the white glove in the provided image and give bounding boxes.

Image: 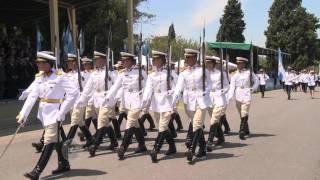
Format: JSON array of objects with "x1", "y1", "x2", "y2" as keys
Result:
[
  {"x1": 56, "y1": 112, "x2": 65, "y2": 122},
  {"x1": 16, "y1": 114, "x2": 26, "y2": 125},
  {"x1": 167, "y1": 90, "x2": 174, "y2": 96},
  {"x1": 172, "y1": 95, "x2": 178, "y2": 107},
  {"x1": 102, "y1": 98, "x2": 110, "y2": 107},
  {"x1": 18, "y1": 91, "x2": 28, "y2": 101},
  {"x1": 75, "y1": 99, "x2": 85, "y2": 108},
  {"x1": 141, "y1": 100, "x2": 148, "y2": 109}
]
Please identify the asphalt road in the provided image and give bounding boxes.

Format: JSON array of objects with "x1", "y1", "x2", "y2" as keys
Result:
[{"x1": 0, "y1": 89, "x2": 320, "y2": 180}]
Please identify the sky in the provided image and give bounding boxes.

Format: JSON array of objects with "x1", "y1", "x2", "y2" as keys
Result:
[{"x1": 136, "y1": 0, "x2": 320, "y2": 47}]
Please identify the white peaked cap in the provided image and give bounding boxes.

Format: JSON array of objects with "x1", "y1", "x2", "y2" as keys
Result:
[
  {"x1": 36, "y1": 52, "x2": 56, "y2": 61},
  {"x1": 236, "y1": 57, "x2": 248, "y2": 62}
]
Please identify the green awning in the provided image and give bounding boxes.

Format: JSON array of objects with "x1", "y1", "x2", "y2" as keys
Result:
[{"x1": 207, "y1": 42, "x2": 252, "y2": 51}]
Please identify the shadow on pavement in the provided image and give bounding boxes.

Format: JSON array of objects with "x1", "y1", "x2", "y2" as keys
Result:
[
  {"x1": 157, "y1": 151, "x2": 187, "y2": 162},
  {"x1": 42, "y1": 169, "x2": 107, "y2": 179},
  {"x1": 213, "y1": 142, "x2": 249, "y2": 150},
  {"x1": 248, "y1": 133, "x2": 275, "y2": 138},
  {"x1": 189, "y1": 152, "x2": 236, "y2": 165}
]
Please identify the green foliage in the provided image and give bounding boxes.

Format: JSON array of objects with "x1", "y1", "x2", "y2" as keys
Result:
[
  {"x1": 216, "y1": 0, "x2": 246, "y2": 43},
  {"x1": 76, "y1": 0, "x2": 154, "y2": 59},
  {"x1": 265, "y1": 0, "x2": 320, "y2": 68},
  {"x1": 149, "y1": 35, "x2": 199, "y2": 61}
]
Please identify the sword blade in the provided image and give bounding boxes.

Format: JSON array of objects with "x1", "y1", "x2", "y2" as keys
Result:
[{"x1": 0, "y1": 124, "x2": 23, "y2": 159}]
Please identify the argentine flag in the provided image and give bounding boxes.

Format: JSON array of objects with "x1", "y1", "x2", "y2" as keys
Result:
[{"x1": 278, "y1": 48, "x2": 285, "y2": 81}]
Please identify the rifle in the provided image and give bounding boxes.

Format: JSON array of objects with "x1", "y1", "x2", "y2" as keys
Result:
[
  {"x1": 54, "y1": 35, "x2": 59, "y2": 69},
  {"x1": 167, "y1": 24, "x2": 175, "y2": 90},
  {"x1": 76, "y1": 48, "x2": 83, "y2": 92},
  {"x1": 226, "y1": 51, "x2": 230, "y2": 83},
  {"x1": 93, "y1": 35, "x2": 97, "y2": 66},
  {"x1": 138, "y1": 31, "x2": 143, "y2": 91},
  {"x1": 146, "y1": 46, "x2": 149, "y2": 75},
  {"x1": 201, "y1": 26, "x2": 206, "y2": 93},
  {"x1": 105, "y1": 24, "x2": 112, "y2": 91},
  {"x1": 220, "y1": 48, "x2": 224, "y2": 90},
  {"x1": 250, "y1": 45, "x2": 253, "y2": 87}
]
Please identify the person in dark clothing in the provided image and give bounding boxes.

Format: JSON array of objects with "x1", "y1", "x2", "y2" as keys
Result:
[{"x1": 5, "y1": 55, "x2": 19, "y2": 98}]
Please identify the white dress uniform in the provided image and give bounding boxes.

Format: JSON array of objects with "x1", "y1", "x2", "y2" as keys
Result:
[
  {"x1": 18, "y1": 58, "x2": 78, "y2": 144},
  {"x1": 208, "y1": 67, "x2": 229, "y2": 125},
  {"x1": 143, "y1": 67, "x2": 177, "y2": 132},
  {"x1": 307, "y1": 73, "x2": 317, "y2": 87},
  {"x1": 257, "y1": 73, "x2": 269, "y2": 85},
  {"x1": 66, "y1": 69, "x2": 86, "y2": 127},
  {"x1": 205, "y1": 56, "x2": 229, "y2": 148},
  {"x1": 285, "y1": 71, "x2": 298, "y2": 86},
  {"x1": 144, "y1": 51, "x2": 178, "y2": 163},
  {"x1": 107, "y1": 66, "x2": 147, "y2": 129},
  {"x1": 172, "y1": 64, "x2": 212, "y2": 131},
  {"x1": 77, "y1": 67, "x2": 117, "y2": 128},
  {"x1": 17, "y1": 52, "x2": 78, "y2": 179},
  {"x1": 228, "y1": 69, "x2": 259, "y2": 117},
  {"x1": 227, "y1": 57, "x2": 259, "y2": 140},
  {"x1": 107, "y1": 52, "x2": 148, "y2": 160},
  {"x1": 82, "y1": 69, "x2": 97, "y2": 119}
]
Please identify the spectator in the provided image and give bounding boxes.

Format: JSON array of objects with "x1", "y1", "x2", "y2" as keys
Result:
[{"x1": 5, "y1": 55, "x2": 19, "y2": 98}]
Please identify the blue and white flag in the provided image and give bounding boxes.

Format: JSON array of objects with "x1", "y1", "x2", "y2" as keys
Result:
[
  {"x1": 278, "y1": 48, "x2": 285, "y2": 81},
  {"x1": 36, "y1": 25, "x2": 43, "y2": 52},
  {"x1": 62, "y1": 25, "x2": 75, "y2": 56},
  {"x1": 79, "y1": 29, "x2": 85, "y2": 55}
]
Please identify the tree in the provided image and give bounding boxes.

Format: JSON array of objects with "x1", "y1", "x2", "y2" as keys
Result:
[
  {"x1": 76, "y1": 0, "x2": 154, "y2": 59},
  {"x1": 265, "y1": 0, "x2": 320, "y2": 68},
  {"x1": 216, "y1": 0, "x2": 246, "y2": 43},
  {"x1": 149, "y1": 35, "x2": 199, "y2": 61}
]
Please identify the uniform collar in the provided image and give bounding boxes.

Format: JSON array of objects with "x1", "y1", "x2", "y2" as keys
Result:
[
  {"x1": 156, "y1": 66, "x2": 165, "y2": 72},
  {"x1": 188, "y1": 65, "x2": 197, "y2": 70}
]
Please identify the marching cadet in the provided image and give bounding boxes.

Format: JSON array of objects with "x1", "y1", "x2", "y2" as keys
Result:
[
  {"x1": 205, "y1": 56, "x2": 229, "y2": 152},
  {"x1": 172, "y1": 49, "x2": 212, "y2": 162},
  {"x1": 75, "y1": 51, "x2": 118, "y2": 157},
  {"x1": 138, "y1": 63, "x2": 156, "y2": 136},
  {"x1": 105, "y1": 52, "x2": 148, "y2": 160},
  {"x1": 18, "y1": 51, "x2": 59, "y2": 153},
  {"x1": 142, "y1": 50, "x2": 177, "y2": 163},
  {"x1": 114, "y1": 61, "x2": 128, "y2": 126},
  {"x1": 299, "y1": 69, "x2": 308, "y2": 93},
  {"x1": 16, "y1": 52, "x2": 78, "y2": 179},
  {"x1": 169, "y1": 62, "x2": 184, "y2": 131},
  {"x1": 64, "y1": 54, "x2": 94, "y2": 149},
  {"x1": 228, "y1": 57, "x2": 259, "y2": 140},
  {"x1": 77, "y1": 57, "x2": 98, "y2": 142},
  {"x1": 293, "y1": 71, "x2": 300, "y2": 92},
  {"x1": 218, "y1": 60, "x2": 231, "y2": 134},
  {"x1": 284, "y1": 66, "x2": 298, "y2": 100},
  {"x1": 257, "y1": 68, "x2": 269, "y2": 98},
  {"x1": 307, "y1": 70, "x2": 317, "y2": 99}
]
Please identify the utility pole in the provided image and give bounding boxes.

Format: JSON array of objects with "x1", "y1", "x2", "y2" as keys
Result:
[{"x1": 127, "y1": 0, "x2": 134, "y2": 53}]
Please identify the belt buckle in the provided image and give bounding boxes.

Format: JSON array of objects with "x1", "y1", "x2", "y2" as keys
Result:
[
  {"x1": 240, "y1": 86, "x2": 244, "y2": 89},
  {"x1": 157, "y1": 89, "x2": 161, "y2": 93},
  {"x1": 192, "y1": 86, "x2": 196, "y2": 91}
]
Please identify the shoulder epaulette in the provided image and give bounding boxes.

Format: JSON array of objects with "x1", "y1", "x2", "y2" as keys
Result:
[
  {"x1": 56, "y1": 69, "x2": 63, "y2": 76},
  {"x1": 35, "y1": 71, "x2": 44, "y2": 78},
  {"x1": 118, "y1": 69, "x2": 125, "y2": 74}
]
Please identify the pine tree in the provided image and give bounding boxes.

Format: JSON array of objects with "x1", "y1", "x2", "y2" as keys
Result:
[
  {"x1": 216, "y1": 0, "x2": 246, "y2": 43},
  {"x1": 265, "y1": 0, "x2": 319, "y2": 68}
]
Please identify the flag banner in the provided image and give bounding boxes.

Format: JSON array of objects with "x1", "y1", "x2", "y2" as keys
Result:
[{"x1": 278, "y1": 48, "x2": 285, "y2": 81}]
